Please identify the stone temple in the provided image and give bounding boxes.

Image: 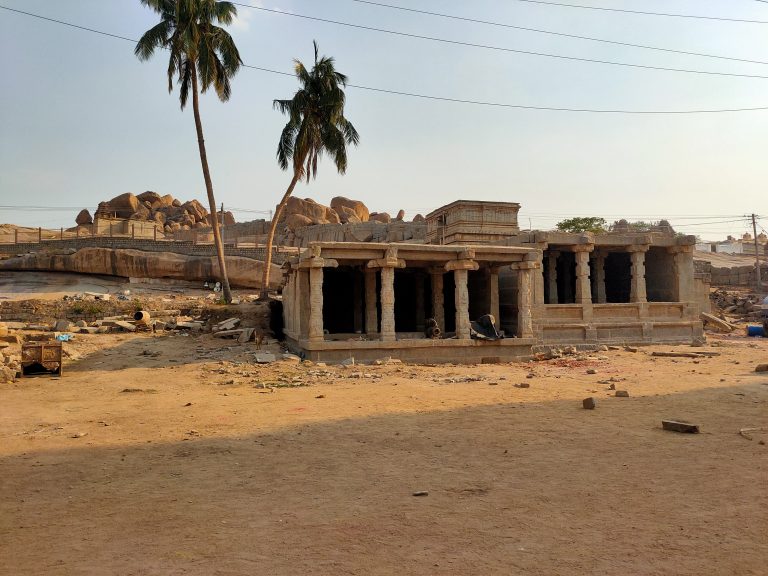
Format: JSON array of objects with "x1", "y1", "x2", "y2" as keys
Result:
[{"x1": 281, "y1": 200, "x2": 706, "y2": 363}]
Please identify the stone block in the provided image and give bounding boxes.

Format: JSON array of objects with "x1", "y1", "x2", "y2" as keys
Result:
[{"x1": 582, "y1": 397, "x2": 596, "y2": 409}]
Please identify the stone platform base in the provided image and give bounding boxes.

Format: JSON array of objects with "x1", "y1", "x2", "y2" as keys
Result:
[{"x1": 286, "y1": 336, "x2": 536, "y2": 364}]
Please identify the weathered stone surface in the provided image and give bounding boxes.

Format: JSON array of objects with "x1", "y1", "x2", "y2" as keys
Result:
[
  {"x1": 285, "y1": 214, "x2": 315, "y2": 230},
  {"x1": 395, "y1": 209, "x2": 405, "y2": 221},
  {"x1": 105, "y1": 193, "x2": 140, "y2": 218},
  {"x1": 181, "y1": 200, "x2": 208, "y2": 223},
  {"x1": 75, "y1": 209, "x2": 93, "y2": 226},
  {"x1": 205, "y1": 211, "x2": 236, "y2": 227},
  {"x1": 370, "y1": 212, "x2": 391, "y2": 224},
  {"x1": 137, "y1": 191, "x2": 162, "y2": 205},
  {"x1": 413, "y1": 214, "x2": 425, "y2": 223},
  {"x1": 330, "y1": 196, "x2": 369, "y2": 223},
  {"x1": 282, "y1": 197, "x2": 340, "y2": 228},
  {"x1": 0, "y1": 248, "x2": 282, "y2": 289},
  {"x1": 583, "y1": 397, "x2": 596, "y2": 409}
]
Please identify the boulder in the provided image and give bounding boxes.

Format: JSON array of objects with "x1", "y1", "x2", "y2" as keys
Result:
[
  {"x1": 172, "y1": 199, "x2": 182, "y2": 207},
  {"x1": 152, "y1": 211, "x2": 166, "y2": 224},
  {"x1": 285, "y1": 214, "x2": 314, "y2": 230},
  {"x1": 137, "y1": 191, "x2": 162, "y2": 205},
  {"x1": 370, "y1": 212, "x2": 391, "y2": 224},
  {"x1": 181, "y1": 200, "x2": 208, "y2": 223},
  {"x1": 413, "y1": 214, "x2": 425, "y2": 223},
  {"x1": 330, "y1": 196, "x2": 369, "y2": 223},
  {"x1": 160, "y1": 194, "x2": 175, "y2": 207},
  {"x1": 395, "y1": 209, "x2": 405, "y2": 221},
  {"x1": 282, "y1": 197, "x2": 340, "y2": 225},
  {"x1": 205, "y1": 211, "x2": 236, "y2": 227},
  {"x1": 75, "y1": 209, "x2": 93, "y2": 226},
  {"x1": 338, "y1": 206, "x2": 362, "y2": 224},
  {"x1": 130, "y1": 204, "x2": 151, "y2": 220},
  {"x1": 107, "y1": 193, "x2": 140, "y2": 218}
]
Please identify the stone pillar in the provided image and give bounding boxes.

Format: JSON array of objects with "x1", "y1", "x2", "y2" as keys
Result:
[
  {"x1": 414, "y1": 272, "x2": 426, "y2": 332},
  {"x1": 308, "y1": 267, "x2": 324, "y2": 341},
  {"x1": 489, "y1": 267, "x2": 500, "y2": 324},
  {"x1": 591, "y1": 252, "x2": 607, "y2": 304},
  {"x1": 430, "y1": 270, "x2": 445, "y2": 332},
  {"x1": 574, "y1": 247, "x2": 593, "y2": 305},
  {"x1": 533, "y1": 259, "x2": 545, "y2": 306},
  {"x1": 547, "y1": 251, "x2": 559, "y2": 304},
  {"x1": 353, "y1": 270, "x2": 364, "y2": 333},
  {"x1": 454, "y1": 268, "x2": 471, "y2": 340},
  {"x1": 670, "y1": 246, "x2": 695, "y2": 302},
  {"x1": 364, "y1": 268, "x2": 378, "y2": 335},
  {"x1": 380, "y1": 266, "x2": 396, "y2": 341},
  {"x1": 629, "y1": 248, "x2": 648, "y2": 303},
  {"x1": 515, "y1": 263, "x2": 535, "y2": 338}
]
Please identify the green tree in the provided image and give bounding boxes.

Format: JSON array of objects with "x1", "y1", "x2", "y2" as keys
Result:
[
  {"x1": 135, "y1": 0, "x2": 241, "y2": 303},
  {"x1": 556, "y1": 217, "x2": 607, "y2": 234},
  {"x1": 261, "y1": 41, "x2": 359, "y2": 297}
]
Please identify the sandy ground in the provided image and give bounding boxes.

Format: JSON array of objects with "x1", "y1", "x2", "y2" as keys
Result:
[
  {"x1": 0, "y1": 272, "x2": 128, "y2": 301},
  {"x1": 0, "y1": 332, "x2": 766, "y2": 575}
]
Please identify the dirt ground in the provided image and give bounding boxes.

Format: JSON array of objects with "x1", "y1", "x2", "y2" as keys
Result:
[{"x1": 1, "y1": 330, "x2": 767, "y2": 575}]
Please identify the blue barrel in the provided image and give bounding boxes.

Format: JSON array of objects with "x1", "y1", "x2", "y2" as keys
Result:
[{"x1": 747, "y1": 325, "x2": 766, "y2": 337}]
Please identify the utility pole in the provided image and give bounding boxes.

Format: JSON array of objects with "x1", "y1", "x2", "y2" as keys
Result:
[
  {"x1": 752, "y1": 213, "x2": 762, "y2": 294},
  {"x1": 220, "y1": 202, "x2": 224, "y2": 229}
]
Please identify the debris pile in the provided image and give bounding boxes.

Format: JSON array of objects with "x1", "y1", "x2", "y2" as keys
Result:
[{"x1": 709, "y1": 288, "x2": 765, "y2": 323}]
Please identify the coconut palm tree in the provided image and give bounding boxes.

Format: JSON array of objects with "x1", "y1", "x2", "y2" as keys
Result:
[
  {"x1": 135, "y1": 0, "x2": 241, "y2": 303},
  {"x1": 261, "y1": 41, "x2": 359, "y2": 297}
]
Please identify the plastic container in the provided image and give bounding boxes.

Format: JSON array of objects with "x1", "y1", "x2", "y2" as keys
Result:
[{"x1": 746, "y1": 325, "x2": 766, "y2": 337}]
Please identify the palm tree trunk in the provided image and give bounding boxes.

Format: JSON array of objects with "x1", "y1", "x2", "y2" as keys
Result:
[
  {"x1": 260, "y1": 172, "x2": 301, "y2": 299},
  {"x1": 190, "y1": 67, "x2": 232, "y2": 304}
]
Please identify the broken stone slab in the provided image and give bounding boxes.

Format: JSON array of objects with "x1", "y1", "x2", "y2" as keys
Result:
[
  {"x1": 53, "y1": 320, "x2": 72, "y2": 332},
  {"x1": 3, "y1": 322, "x2": 26, "y2": 331},
  {"x1": 253, "y1": 352, "x2": 277, "y2": 364},
  {"x1": 176, "y1": 321, "x2": 204, "y2": 331},
  {"x1": 238, "y1": 328, "x2": 255, "y2": 344},
  {"x1": 700, "y1": 312, "x2": 736, "y2": 333},
  {"x1": 213, "y1": 318, "x2": 241, "y2": 332},
  {"x1": 756, "y1": 364, "x2": 768, "y2": 373},
  {"x1": 583, "y1": 397, "x2": 597, "y2": 409},
  {"x1": 213, "y1": 329, "x2": 244, "y2": 339},
  {"x1": 113, "y1": 321, "x2": 137, "y2": 333},
  {"x1": 662, "y1": 420, "x2": 700, "y2": 434},
  {"x1": 615, "y1": 390, "x2": 630, "y2": 398}
]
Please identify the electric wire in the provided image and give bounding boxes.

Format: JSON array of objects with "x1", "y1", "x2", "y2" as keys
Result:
[
  {"x1": 506, "y1": 0, "x2": 768, "y2": 24},
  {"x1": 346, "y1": 0, "x2": 768, "y2": 66},
  {"x1": 4, "y1": 4, "x2": 768, "y2": 115},
  {"x1": 233, "y1": 3, "x2": 768, "y2": 80}
]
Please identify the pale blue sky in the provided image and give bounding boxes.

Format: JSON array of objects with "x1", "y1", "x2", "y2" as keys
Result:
[{"x1": 1, "y1": 0, "x2": 767, "y2": 239}]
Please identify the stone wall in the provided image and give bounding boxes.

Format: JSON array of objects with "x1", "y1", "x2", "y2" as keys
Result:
[
  {"x1": 0, "y1": 236, "x2": 292, "y2": 264},
  {"x1": 282, "y1": 220, "x2": 426, "y2": 247},
  {"x1": 696, "y1": 260, "x2": 768, "y2": 287}
]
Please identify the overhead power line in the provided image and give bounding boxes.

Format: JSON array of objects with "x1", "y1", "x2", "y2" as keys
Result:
[
  {"x1": 506, "y1": 0, "x2": 768, "y2": 24},
  {"x1": 347, "y1": 0, "x2": 768, "y2": 66},
  {"x1": 233, "y1": 3, "x2": 768, "y2": 80},
  {"x1": 4, "y1": 5, "x2": 768, "y2": 115}
]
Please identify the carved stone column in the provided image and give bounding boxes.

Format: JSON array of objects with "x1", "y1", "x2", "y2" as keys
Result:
[
  {"x1": 547, "y1": 251, "x2": 559, "y2": 304},
  {"x1": 629, "y1": 246, "x2": 648, "y2": 303},
  {"x1": 591, "y1": 251, "x2": 607, "y2": 304},
  {"x1": 489, "y1": 267, "x2": 501, "y2": 324},
  {"x1": 414, "y1": 272, "x2": 426, "y2": 332},
  {"x1": 300, "y1": 246, "x2": 338, "y2": 342},
  {"x1": 430, "y1": 269, "x2": 445, "y2": 332},
  {"x1": 380, "y1": 266, "x2": 396, "y2": 341},
  {"x1": 308, "y1": 267, "x2": 324, "y2": 341},
  {"x1": 454, "y1": 268, "x2": 471, "y2": 339},
  {"x1": 669, "y1": 245, "x2": 694, "y2": 302},
  {"x1": 446, "y1": 252, "x2": 479, "y2": 340},
  {"x1": 364, "y1": 268, "x2": 378, "y2": 335},
  {"x1": 574, "y1": 247, "x2": 593, "y2": 305},
  {"x1": 368, "y1": 246, "x2": 405, "y2": 342},
  {"x1": 512, "y1": 261, "x2": 537, "y2": 338}
]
